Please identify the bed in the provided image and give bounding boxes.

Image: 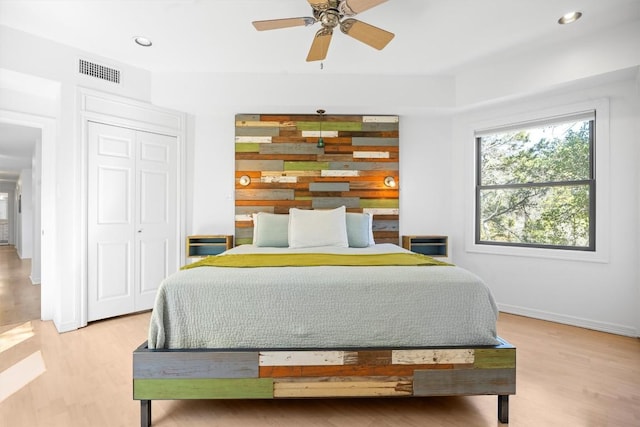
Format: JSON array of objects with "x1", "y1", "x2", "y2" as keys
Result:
[{"x1": 133, "y1": 208, "x2": 515, "y2": 426}]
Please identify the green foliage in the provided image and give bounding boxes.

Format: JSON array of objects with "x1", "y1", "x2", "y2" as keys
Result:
[{"x1": 478, "y1": 121, "x2": 592, "y2": 248}]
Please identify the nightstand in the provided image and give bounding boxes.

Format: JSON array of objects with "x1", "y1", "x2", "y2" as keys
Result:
[
  {"x1": 402, "y1": 235, "x2": 448, "y2": 258},
  {"x1": 186, "y1": 235, "x2": 234, "y2": 258}
]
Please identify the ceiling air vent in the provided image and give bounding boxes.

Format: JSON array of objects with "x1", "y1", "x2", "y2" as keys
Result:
[{"x1": 79, "y1": 59, "x2": 120, "y2": 84}]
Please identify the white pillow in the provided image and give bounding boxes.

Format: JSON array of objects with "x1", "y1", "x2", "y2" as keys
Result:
[
  {"x1": 288, "y1": 206, "x2": 349, "y2": 249},
  {"x1": 252, "y1": 213, "x2": 289, "y2": 247}
]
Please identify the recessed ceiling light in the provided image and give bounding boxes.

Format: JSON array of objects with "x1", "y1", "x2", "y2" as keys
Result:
[
  {"x1": 558, "y1": 11, "x2": 582, "y2": 25},
  {"x1": 133, "y1": 36, "x2": 153, "y2": 47}
]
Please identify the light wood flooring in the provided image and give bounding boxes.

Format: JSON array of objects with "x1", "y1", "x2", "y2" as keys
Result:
[
  {"x1": 0, "y1": 245, "x2": 638, "y2": 426},
  {"x1": 0, "y1": 245, "x2": 40, "y2": 326}
]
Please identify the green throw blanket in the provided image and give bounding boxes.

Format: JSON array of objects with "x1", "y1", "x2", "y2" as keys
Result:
[{"x1": 183, "y1": 252, "x2": 452, "y2": 269}]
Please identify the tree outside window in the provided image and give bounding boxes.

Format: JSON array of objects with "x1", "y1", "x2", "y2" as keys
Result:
[{"x1": 475, "y1": 113, "x2": 595, "y2": 251}]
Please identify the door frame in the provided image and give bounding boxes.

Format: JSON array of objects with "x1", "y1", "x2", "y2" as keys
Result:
[
  {"x1": 77, "y1": 88, "x2": 186, "y2": 327},
  {"x1": 0, "y1": 109, "x2": 56, "y2": 321}
]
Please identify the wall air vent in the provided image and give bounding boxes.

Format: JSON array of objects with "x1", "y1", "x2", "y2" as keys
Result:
[{"x1": 79, "y1": 59, "x2": 120, "y2": 84}]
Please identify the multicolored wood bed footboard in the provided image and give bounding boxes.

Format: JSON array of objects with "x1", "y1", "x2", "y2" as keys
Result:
[{"x1": 133, "y1": 337, "x2": 516, "y2": 426}]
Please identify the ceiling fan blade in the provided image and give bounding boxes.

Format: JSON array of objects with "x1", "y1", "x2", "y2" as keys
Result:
[
  {"x1": 306, "y1": 28, "x2": 333, "y2": 62},
  {"x1": 342, "y1": 0, "x2": 389, "y2": 15},
  {"x1": 307, "y1": 0, "x2": 332, "y2": 12},
  {"x1": 253, "y1": 17, "x2": 316, "y2": 31},
  {"x1": 340, "y1": 18, "x2": 394, "y2": 50}
]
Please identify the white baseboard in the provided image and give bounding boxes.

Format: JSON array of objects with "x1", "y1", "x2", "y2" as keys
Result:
[
  {"x1": 498, "y1": 303, "x2": 638, "y2": 338},
  {"x1": 30, "y1": 275, "x2": 41, "y2": 285},
  {"x1": 53, "y1": 319, "x2": 80, "y2": 333}
]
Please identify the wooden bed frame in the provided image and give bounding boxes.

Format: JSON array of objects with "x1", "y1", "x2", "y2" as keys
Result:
[{"x1": 133, "y1": 337, "x2": 515, "y2": 426}]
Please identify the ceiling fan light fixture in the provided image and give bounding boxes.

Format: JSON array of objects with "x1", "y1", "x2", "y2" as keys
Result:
[
  {"x1": 133, "y1": 36, "x2": 153, "y2": 47},
  {"x1": 558, "y1": 11, "x2": 582, "y2": 25}
]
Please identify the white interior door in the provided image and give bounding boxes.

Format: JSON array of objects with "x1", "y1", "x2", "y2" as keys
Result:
[
  {"x1": 88, "y1": 122, "x2": 135, "y2": 320},
  {"x1": 88, "y1": 122, "x2": 177, "y2": 321},
  {"x1": 135, "y1": 130, "x2": 177, "y2": 310}
]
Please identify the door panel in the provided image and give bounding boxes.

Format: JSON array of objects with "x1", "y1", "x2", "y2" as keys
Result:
[
  {"x1": 97, "y1": 133, "x2": 132, "y2": 159},
  {"x1": 138, "y1": 238, "x2": 169, "y2": 307},
  {"x1": 96, "y1": 242, "x2": 132, "y2": 300},
  {"x1": 140, "y1": 140, "x2": 169, "y2": 163},
  {"x1": 139, "y1": 171, "x2": 168, "y2": 224},
  {"x1": 97, "y1": 167, "x2": 131, "y2": 224}
]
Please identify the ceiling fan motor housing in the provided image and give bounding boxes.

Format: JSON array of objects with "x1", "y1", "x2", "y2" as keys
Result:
[
  {"x1": 311, "y1": 0, "x2": 378, "y2": 30},
  {"x1": 319, "y1": 9, "x2": 341, "y2": 28}
]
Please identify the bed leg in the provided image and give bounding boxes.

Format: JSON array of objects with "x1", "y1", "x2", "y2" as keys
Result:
[
  {"x1": 498, "y1": 395, "x2": 509, "y2": 424},
  {"x1": 141, "y1": 400, "x2": 151, "y2": 427}
]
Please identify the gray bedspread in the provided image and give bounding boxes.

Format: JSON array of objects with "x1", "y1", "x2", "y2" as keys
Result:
[{"x1": 148, "y1": 244, "x2": 499, "y2": 349}]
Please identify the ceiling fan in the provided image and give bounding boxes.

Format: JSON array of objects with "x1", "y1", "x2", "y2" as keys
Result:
[{"x1": 252, "y1": 0, "x2": 394, "y2": 62}]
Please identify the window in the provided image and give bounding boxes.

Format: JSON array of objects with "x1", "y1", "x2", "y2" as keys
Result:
[{"x1": 475, "y1": 112, "x2": 595, "y2": 251}]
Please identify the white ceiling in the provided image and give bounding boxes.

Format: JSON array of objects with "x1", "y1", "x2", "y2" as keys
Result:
[
  {"x1": 0, "y1": 123, "x2": 38, "y2": 182},
  {"x1": 1, "y1": 0, "x2": 639, "y2": 76},
  {"x1": 0, "y1": 0, "x2": 639, "y2": 181}
]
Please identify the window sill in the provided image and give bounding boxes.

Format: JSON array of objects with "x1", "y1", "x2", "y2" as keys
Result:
[{"x1": 465, "y1": 242, "x2": 609, "y2": 263}]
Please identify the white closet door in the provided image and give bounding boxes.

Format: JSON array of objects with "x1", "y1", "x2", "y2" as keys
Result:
[
  {"x1": 87, "y1": 122, "x2": 177, "y2": 321},
  {"x1": 88, "y1": 122, "x2": 136, "y2": 320},
  {"x1": 134, "y1": 130, "x2": 177, "y2": 311}
]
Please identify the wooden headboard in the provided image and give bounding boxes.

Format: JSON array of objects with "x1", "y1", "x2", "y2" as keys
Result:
[{"x1": 234, "y1": 114, "x2": 399, "y2": 245}]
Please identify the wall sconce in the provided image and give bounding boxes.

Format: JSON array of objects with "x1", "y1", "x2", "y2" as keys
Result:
[
  {"x1": 239, "y1": 175, "x2": 251, "y2": 186},
  {"x1": 316, "y1": 109, "x2": 325, "y2": 148},
  {"x1": 384, "y1": 176, "x2": 396, "y2": 188}
]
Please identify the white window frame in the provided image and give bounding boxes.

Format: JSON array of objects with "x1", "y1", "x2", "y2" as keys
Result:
[{"x1": 465, "y1": 99, "x2": 610, "y2": 263}]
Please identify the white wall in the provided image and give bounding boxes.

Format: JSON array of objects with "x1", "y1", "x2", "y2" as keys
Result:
[
  {"x1": 451, "y1": 74, "x2": 640, "y2": 336},
  {"x1": 454, "y1": 20, "x2": 640, "y2": 108},
  {"x1": 447, "y1": 17, "x2": 640, "y2": 337},
  {"x1": 30, "y1": 137, "x2": 41, "y2": 284},
  {"x1": 16, "y1": 169, "x2": 33, "y2": 259},
  {"x1": 0, "y1": 25, "x2": 154, "y2": 331},
  {"x1": 636, "y1": 68, "x2": 640, "y2": 334},
  {"x1": 399, "y1": 114, "x2": 454, "y2": 240},
  {"x1": 151, "y1": 72, "x2": 457, "y2": 239}
]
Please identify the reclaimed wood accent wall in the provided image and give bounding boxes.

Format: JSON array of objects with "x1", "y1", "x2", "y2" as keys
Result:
[{"x1": 235, "y1": 114, "x2": 400, "y2": 245}]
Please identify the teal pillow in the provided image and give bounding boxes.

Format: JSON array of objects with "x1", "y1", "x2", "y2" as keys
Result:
[
  {"x1": 346, "y1": 213, "x2": 372, "y2": 248},
  {"x1": 252, "y1": 213, "x2": 289, "y2": 247}
]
